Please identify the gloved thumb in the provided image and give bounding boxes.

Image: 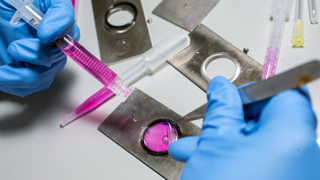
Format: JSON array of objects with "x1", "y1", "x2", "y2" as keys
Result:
[
  {"x1": 168, "y1": 136, "x2": 199, "y2": 162},
  {"x1": 37, "y1": 0, "x2": 75, "y2": 43},
  {"x1": 201, "y1": 76, "x2": 245, "y2": 139}
]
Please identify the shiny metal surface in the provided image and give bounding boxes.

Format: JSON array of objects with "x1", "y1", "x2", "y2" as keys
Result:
[
  {"x1": 239, "y1": 60, "x2": 320, "y2": 105},
  {"x1": 201, "y1": 52, "x2": 241, "y2": 83},
  {"x1": 172, "y1": 103, "x2": 207, "y2": 125},
  {"x1": 168, "y1": 24, "x2": 263, "y2": 91},
  {"x1": 92, "y1": 0, "x2": 152, "y2": 65},
  {"x1": 152, "y1": 0, "x2": 220, "y2": 31},
  {"x1": 173, "y1": 60, "x2": 320, "y2": 124},
  {"x1": 98, "y1": 89, "x2": 201, "y2": 180}
]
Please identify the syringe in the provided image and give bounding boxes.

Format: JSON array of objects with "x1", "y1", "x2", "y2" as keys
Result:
[
  {"x1": 6, "y1": 0, "x2": 132, "y2": 99},
  {"x1": 60, "y1": 30, "x2": 190, "y2": 127},
  {"x1": 262, "y1": 0, "x2": 293, "y2": 80}
]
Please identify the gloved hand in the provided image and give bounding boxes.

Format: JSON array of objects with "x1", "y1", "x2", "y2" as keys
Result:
[
  {"x1": 169, "y1": 76, "x2": 320, "y2": 180},
  {"x1": 0, "y1": 0, "x2": 80, "y2": 97}
]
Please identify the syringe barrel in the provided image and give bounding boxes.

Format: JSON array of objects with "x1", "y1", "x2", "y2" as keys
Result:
[
  {"x1": 119, "y1": 59, "x2": 149, "y2": 84},
  {"x1": 119, "y1": 30, "x2": 190, "y2": 84},
  {"x1": 262, "y1": 11, "x2": 285, "y2": 80},
  {"x1": 54, "y1": 35, "x2": 133, "y2": 98},
  {"x1": 268, "y1": 10, "x2": 286, "y2": 50},
  {"x1": 10, "y1": 2, "x2": 43, "y2": 30},
  {"x1": 143, "y1": 30, "x2": 190, "y2": 72},
  {"x1": 263, "y1": 0, "x2": 293, "y2": 80},
  {"x1": 271, "y1": 0, "x2": 294, "y2": 19}
]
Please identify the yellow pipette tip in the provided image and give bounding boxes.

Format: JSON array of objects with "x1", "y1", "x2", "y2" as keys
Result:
[
  {"x1": 292, "y1": 20, "x2": 304, "y2": 47},
  {"x1": 292, "y1": 34, "x2": 305, "y2": 47}
]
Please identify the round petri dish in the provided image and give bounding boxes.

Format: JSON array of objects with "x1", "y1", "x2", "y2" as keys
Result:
[{"x1": 141, "y1": 119, "x2": 181, "y2": 156}]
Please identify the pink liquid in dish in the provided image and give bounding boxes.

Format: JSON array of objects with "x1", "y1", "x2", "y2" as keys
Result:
[{"x1": 143, "y1": 121, "x2": 179, "y2": 153}]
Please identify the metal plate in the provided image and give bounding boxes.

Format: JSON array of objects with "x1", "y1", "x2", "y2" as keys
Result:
[
  {"x1": 167, "y1": 24, "x2": 262, "y2": 91},
  {"x1": 98, "y1": 89, "x2": 201, "y2": 180},
  {"x1": 92, "y1": 0, "x2": 152, "y2": 65},
  {"x1": 153, "y1": 0, "x2": 220, "y2": 31}
]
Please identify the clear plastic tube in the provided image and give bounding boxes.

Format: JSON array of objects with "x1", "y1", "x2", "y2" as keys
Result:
[
  {"x1": 262, "y1": 0, "x2": 293, "y2": 80},
  {"x1": 308, "y1": 0, "x2": 318, "y2": 24}
]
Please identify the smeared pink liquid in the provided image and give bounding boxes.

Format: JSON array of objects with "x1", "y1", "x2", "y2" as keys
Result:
[
  {"x1": 56, "y1": 36, "x2": 118, "y2": 87},
  {"x1": 143, "y1": 122, "x2": 178, "y2": 152}
]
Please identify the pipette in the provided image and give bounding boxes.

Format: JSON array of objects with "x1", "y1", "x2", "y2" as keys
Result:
[
  {"x1": 292, "y1": 0, "x2": 305, "y2": 47},
  {"x1": 262, "y1": 0, "x2": 293, "y2": 80},
  {"x1": 60, "y1": 30, "x2": 190, "y2": 127},
  {"x1": 308, "y1": 0, "x2": 318, "y2": 24},
  {"x1": 6, "y1": 0, "x2": 132, "y2": 99}
]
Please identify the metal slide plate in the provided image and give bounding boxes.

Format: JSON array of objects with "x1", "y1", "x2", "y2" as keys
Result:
[
  {"x1": 98, "y1": 89, "x2": 201, "y2": 180},
  {"x1": 92, "y1": 0, "x2": 152, "y2": 65},
  {"x1": 167, "y1": 24, "x2": 263, "y2": 91},
  {"x1": 153, "y1": 0, "x2": 220, "y2": 31}
]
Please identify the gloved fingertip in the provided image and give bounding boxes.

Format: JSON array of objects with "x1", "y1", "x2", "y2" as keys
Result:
[
  {"x1": 207, "y1": 76, "x2": 234, "y2": 95},
  {"x1": 69, "y1": 24, "x2": 80, "y2": 41},
  {"x1": 203, "y1": 76, "x2": 244, "y2": 132},
  {"x1": 37, "y1": 1, "x2": 75, "y2": 43},
  {"x1": 168, "y1": 136, "x2": 199, "y2": 162},
  {"x1": 7, "y1": 42, "x2": 19, "y2": 59}
]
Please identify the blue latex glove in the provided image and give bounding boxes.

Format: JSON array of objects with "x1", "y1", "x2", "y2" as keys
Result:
[
  {"x1": 0, "y1": 0, "x2": 80, "y2": 97},
  {"x1": 169, "y1": 76, "x2": 320, "y2": 180}
]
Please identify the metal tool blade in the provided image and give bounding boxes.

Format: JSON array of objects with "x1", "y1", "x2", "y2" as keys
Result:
[{"x1": 173, "y1": 60, "x2": 320, "y2": 124}]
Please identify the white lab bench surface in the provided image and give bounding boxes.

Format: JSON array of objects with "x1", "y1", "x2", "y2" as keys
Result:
[{"x1": 1, "y1": 0, "x2": 320, "y2": 179}]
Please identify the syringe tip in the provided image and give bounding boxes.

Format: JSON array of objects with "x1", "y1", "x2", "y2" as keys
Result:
[{"x1": 60, "y1": 112, "x2": 77, "y2": 128}]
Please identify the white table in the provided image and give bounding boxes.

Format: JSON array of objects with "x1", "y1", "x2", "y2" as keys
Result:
[{"x1": 1, "y1": 0, "x2": 319, "y2": 179}]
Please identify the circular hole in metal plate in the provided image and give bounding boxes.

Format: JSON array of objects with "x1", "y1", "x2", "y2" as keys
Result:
[
  {"x1": 105, "y1": 3, "x2": 137, "y2": 33},
  {"x1": 206, "y1": 58, "x2": 236, "y2": 80},
  {"x1": 107, "y1": 10, "x2": 134, "y2": 26},
  {"x1": 141, "y1": 119, "x2": 181, "y2": 156},
  {"x1": 201, "y1": 52, "x2": 241, "y2": 83}
]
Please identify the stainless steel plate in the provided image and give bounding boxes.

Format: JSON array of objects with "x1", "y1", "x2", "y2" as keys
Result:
[
  {"x1": 167, "y1": 24, "x2": 262, "y2": 91},
  {"x1": 98, "y1": 89, "x2": 201, "y2": 180},
  {"x1": 92, "y1": 0, "x2": 152, "y2": 65},
  {"x1": 153, "y1": 0, "x2": 220, "y2": 31}
]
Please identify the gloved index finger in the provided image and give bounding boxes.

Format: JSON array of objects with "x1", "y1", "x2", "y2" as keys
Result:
[
  {"x1": 202, "y1": 76, "x2": 246, "y2": 137},
  {"x1": 37, "y1": 0, "x2": 75, "y2": 43}
]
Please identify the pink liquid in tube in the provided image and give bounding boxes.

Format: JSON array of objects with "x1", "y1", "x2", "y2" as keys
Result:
[
  {"x1": 75, "y1": 88, "x2": 115, "y2": 115},
  {"x1": 142, "y1": 120, "x2": 179, "y2": 155},
  {"x1": 262, "y1": 47, "x2": 279, "y2": 80},
  {"x1": 54, "y1": 35, "x2": 118, "y2": 88},
  {"x1": 71, "y1": 0, "x2": 78, "y2": 22}
]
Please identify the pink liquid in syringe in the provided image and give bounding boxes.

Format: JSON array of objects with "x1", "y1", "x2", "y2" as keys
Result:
[
  {"x1": 71, "y1": 0, "x2": 76, "y2": 7},
  {"x1": 55, "y1": 35, "x2": 118, "y2": 87}
]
